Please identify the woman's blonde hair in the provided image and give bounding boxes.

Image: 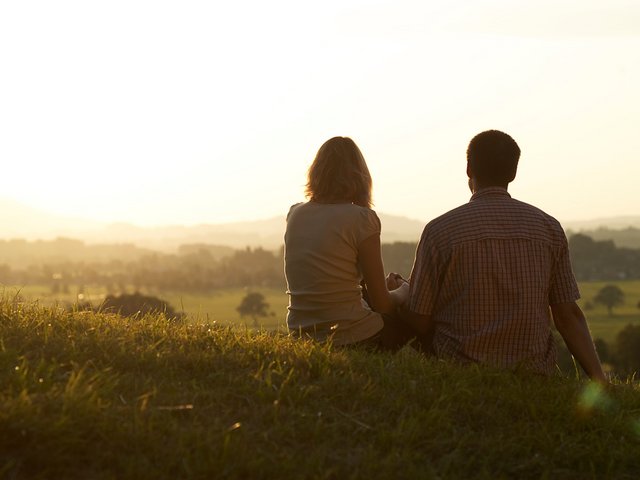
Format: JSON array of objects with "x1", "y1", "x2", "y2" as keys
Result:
[{"x1": 305, "y1": 137, "x2": 373, "y2": 208}]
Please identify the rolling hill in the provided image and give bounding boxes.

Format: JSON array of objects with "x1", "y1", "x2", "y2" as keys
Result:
[{"x1": 1, "y1": 197, "x2": 639, "y2": 251}]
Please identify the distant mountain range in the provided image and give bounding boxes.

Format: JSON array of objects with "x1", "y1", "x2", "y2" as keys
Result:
[
  {"x1": 95, "y1": 213, "x2": 427, "y2": 251},
  {"x1": 0, "y1": 198, "x2": 425, "y2": 250},
  {"x1": 1, "y1": 197, "x2": 639, "y2": 251},
  {"x1": 563, "y1": 216, "x2": 640, "y2": 232},
  {"x1": 0, "y1": 197, "x2": 103, "y2": 239}
]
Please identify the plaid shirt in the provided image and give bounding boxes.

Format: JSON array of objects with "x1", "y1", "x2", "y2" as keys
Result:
[{"x1": 409, "y1": 187, "x2": 579, "y2": 374}]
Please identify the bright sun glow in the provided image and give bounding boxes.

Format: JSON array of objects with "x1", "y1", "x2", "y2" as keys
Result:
[{"x1": 1, "y1": 0, "x2": 639, "y2": 226}]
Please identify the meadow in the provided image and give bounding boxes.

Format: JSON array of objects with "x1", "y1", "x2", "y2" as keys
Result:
[
  {"x1": 4, "y1": 284, "x2": 289, "y2": 331},
  {"x1": 1, "y1": 299, "x2": 639, "y2": 479},
  {"x1": 575, "y1": 280, "x2": 640, "y2": 343},
  {"x1": 7, "y1": 280, "x2": 640, "y2": 343}
]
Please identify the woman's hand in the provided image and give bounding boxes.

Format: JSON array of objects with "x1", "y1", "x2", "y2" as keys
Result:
[
  {"x1": 386, "y1": 272, "x2": 408, "y2": 290},
  {"x1": 359, "y1": 235, "x2": 408, "y2": 314}
]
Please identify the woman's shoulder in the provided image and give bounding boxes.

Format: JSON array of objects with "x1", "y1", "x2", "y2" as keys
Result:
[
  {"x1": 352, "y1": 204, "x2": 380, "y2": 223},
  {"x1": 357, "y1": 206, "x2": 381, "y2": 235},
  {"x1": 335, "y1": 204, "x2": 381, "y2": 236},
  {"x1": 286, "y1": 202, "x2": 306, "y2": 221},
  {"x1": 287, "y1": 202, "x2": 379, "y2": 225}
]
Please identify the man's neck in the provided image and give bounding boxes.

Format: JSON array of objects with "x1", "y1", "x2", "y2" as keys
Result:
[{"x1": 470, "y1": 179, "x2": 509, "y2": 194}]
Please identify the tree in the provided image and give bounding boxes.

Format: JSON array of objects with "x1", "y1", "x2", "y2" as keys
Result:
[
  {"x1": 593, "y1": 284, "x2": 624, "y2": 316},
  {"x1": 236, "y1": 292, "x2": 270, "y2": 327},
  {"x1": 613, "y1": 324, "x2": 640, "y2": 376}
]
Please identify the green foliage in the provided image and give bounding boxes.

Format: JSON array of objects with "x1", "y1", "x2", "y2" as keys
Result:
[
  {"x1": 381, "y1": 242, "x2": 417, "y2": 278},
  {"x1": 236, "y1": 292, "x2": 270, "y2": 327},
  {"x1": 573, "y1": 227, "x2": 640, "y2": 249},
  {"x1": 593, "y1": 338, "x2": 611, "y2": 364},
  {"x1": 0, "y1": 243, "x2": 285, "y2": 293},
  {"x1": 99, "y1": 292, "x2": 182, "y2": 320},
  {"x1": 1, "y1": 299, "x2": 639, "y2": 479},
  {"x1": 594, "y1": 284, "x2": 625, "y2": 316},
  {"x1": 614, "y1": 324, "x2": 640, "y2": 376},
  {"x1": 568, "y1": 233, "x2": 640, "y2": 281}
]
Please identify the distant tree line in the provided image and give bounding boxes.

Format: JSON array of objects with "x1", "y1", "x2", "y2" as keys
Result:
[
  {"x1": 1, "y1": 234, "x2": 640, "y2": 292},
  {"x1": 379, "y1": 234, "x2": 640, "y2": 282},
  {"x1": 567, "y1": 226, "x2": 640, "y2": 249},
  {"x1": 0, "y1": 245, "x2": 285, "y2": 293},
  {"x1": 0, "y1": 238, "x2": 235, "y2": 270},
  {"x1": 568, "y1": 234, "x2": 640, "y2": 281},
  {"x1": 382, "y1": 234, "x2": 640, "y2": 282}
]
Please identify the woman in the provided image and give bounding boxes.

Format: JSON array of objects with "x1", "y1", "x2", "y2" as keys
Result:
[{"x1": 284, "y1": 136, "x2": 410, "y2": 348}]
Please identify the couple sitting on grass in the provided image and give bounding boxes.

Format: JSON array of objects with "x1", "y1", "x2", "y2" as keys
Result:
[{"x1": 284, "y1": 131, "x2": 607, "y2": 383}]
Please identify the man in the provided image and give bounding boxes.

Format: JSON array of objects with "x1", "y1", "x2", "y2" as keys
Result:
[{"x1": 404, "y1": 130, "x2": 606, "y2": 381}]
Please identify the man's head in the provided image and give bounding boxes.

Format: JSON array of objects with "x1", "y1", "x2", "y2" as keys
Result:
[{"x1": 466, "y1": 130, "x2": 520, "y2": 189}]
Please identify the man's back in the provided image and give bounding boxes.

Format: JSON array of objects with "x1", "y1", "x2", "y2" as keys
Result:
[{"x1": 409, "y1": 187, "x2": 579, "y2": 374}]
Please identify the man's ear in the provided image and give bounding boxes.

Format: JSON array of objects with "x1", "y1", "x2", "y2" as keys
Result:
[{"x1": 466, "y1": 162, "x2": 472, "y2": 178}]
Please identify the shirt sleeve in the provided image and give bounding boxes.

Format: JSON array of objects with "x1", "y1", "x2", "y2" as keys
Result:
[
  {"x1": 408, "y1": 226, "x2": 443, "y2": 316},
  {"x1": 548, "y1": 233, "x2": 580, "y2": 304},
  {"x1": 286, "y1": 202, "x2": 303, "y2": 222},
  {"x1": 355, "y1": 208, "x2": 381, "y2": 245}
]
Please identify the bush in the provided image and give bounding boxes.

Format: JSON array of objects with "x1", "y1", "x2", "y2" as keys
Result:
[
  {"x1": 99, "y1": 292, "x2": 182, "y2": 320},
  {"x1": 593, "y1": 338, "x2": 611, "y2": 364},
  {"x1": 613, "y1": 324, "x2": 640, "y2": 376}
]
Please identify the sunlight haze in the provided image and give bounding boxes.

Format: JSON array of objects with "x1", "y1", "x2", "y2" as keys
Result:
[{"x1": 1, "y1": 0, "x2": 638, "y2": 227}]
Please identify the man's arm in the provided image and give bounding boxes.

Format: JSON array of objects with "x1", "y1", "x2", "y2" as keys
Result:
[
  {"x1": 396, "y1": 308, "x2": 436, "y2": 353},
  {"x1": 400, "y1": 309, "x2": 434, "y2": 336},
  {"x1": 551, "y1": 302, "x2": 607, "y2": 383}
]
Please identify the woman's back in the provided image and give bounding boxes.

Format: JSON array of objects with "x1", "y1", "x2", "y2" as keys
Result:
[{"x1": 284, "y1": 202, "x2": 383, "y2": 345}]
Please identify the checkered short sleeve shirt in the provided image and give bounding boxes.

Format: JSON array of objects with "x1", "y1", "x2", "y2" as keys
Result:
[{"x1": 408, "y1": 187, "x2": 579, "y2": 375}]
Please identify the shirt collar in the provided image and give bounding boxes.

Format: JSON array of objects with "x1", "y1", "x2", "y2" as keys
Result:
[{"x1": 470, "y1": 186, "x2": 511, "y2": 202}]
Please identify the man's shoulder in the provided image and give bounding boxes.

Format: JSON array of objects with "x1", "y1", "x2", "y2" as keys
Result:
[
  {"x1": 509, "y1": 197, "x2": 565, "y2": 232},
  {"x1": 420, "y1": 196, "x2": 567, "y2": 245},
  {"x1": 425, "y1": 203, "x2": 471, "y2": 230},
  {"x1": 419, "y1": 203, "x2": 472, "y2": 245}
]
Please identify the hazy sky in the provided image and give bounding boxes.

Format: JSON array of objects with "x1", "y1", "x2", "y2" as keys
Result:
[{"x1": 1, "y1": 0, "x2": 639, "y2": 226}]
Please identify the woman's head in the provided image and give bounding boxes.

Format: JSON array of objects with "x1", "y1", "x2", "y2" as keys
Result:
[{"x1": 305, "y1": 137, "x2": 373, "y2": 208}]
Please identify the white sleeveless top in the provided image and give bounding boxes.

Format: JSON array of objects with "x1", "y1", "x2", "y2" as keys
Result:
[{"x1": 284, "y1": 202, "x2": 384, "y2": 345}]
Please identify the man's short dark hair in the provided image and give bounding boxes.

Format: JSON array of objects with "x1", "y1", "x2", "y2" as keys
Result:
[{"x1": 467, "y1": 130, "x2": 520, "y2": 185}]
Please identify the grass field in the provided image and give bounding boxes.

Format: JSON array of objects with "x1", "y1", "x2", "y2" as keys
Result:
[
  {"x1": 5, "y1": 280, "x2": 640, "y2": 343},
  {"x1": 2, "y1": 284, "x2": 289, "y2": 330},
  {"x1": 1, "y1": 299, "x2": 639, "y2": 479}
]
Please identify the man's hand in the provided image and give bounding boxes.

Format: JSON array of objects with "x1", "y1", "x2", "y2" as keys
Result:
[{"x1": 551, "y1": 302, "x2": 608, "y2": 384}]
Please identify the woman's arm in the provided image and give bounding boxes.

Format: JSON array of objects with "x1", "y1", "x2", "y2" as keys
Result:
[{"x1": 358, "y1": 234, "x2": 408, "y2": 314}]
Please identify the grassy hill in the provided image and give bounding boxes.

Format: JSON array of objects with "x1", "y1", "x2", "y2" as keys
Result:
[{"x1": 1, "y1": 300, "x2": 639, "y2": 479}]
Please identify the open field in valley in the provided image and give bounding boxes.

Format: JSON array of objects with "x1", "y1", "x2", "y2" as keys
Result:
[
  {"x1": 4, "y1": 280, "x2": 640, "y2": 343},
  {"x1": 1, "y1": 284, "x2": 289, "y2": 331}
]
